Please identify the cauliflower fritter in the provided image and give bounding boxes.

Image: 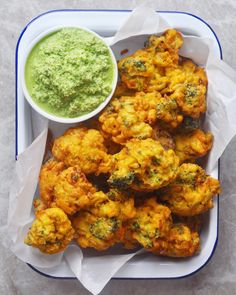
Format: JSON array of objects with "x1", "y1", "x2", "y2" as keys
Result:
[
  {"x1": 160, "y1": 163, "x2": 221, "y2": 216},
  {"x1": 118, "y1": 49, "x2": 155, "y2": 91},
  {"x1": 146, "y1": 29, "x2": 183, "y2": 67},
  {"x1": 125, "y1": 198, "x2": 172, "y2": 249},
  {"x1": 39, "y1": 159, "x2": 66, "y2": 207},
  {"x1": 72, "y1": 189, "x2": 136, "y2": 250},
  {"x1": 174, "y1": 129, "x2": 213, "y2": 163},
  {"x1": 109, "y1": 138, "x2": 179, "y2": 191},
  {"x1": 99, "y1": 93, "x2": 158, "y2": 145},
  {"x1": 54, "y1": 166, "x2": 97, "y2": 215},
  {"x1": 87, "y1": 190, "x2": 136, "y2": 221},
  {"x1": 52, "y1": 127, "x2": 111, "y2": 175},
  {"x1": 150, "y1": 223, "x2": 200, "y2": 257},
  {"x1": 99, "y1": 92, "x2": 182, "y2": 145},
  {"x1": 118, "y1": 29, "x2": 183, "y2": 92},
  {"x1": 72, "y1": 212, "x2": 124, "y2": 250},
  {"x1": 24, "y1": 208, "x2": 74, "y2": 254},
  {"x1": 165, "y1": 59, "x2": 208, "y2": 118}
]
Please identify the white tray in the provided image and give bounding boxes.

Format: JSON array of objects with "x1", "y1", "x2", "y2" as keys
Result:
[{"x1": 16, "y1": 9, "x2": 221, "y2": 279}]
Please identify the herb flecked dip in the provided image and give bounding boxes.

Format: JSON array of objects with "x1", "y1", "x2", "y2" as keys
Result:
[{"x1": 25, "y1": 28, "x2": 115, "y2": 118}]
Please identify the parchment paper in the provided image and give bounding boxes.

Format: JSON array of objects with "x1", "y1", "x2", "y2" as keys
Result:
[{"x1": 2, "y1": 6, "x2": 236, "y2": 295}]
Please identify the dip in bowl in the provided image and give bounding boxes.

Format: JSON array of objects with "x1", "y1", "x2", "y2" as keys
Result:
[{"x1": 21, "y1": 26, "x2": 118, "y2": 123}]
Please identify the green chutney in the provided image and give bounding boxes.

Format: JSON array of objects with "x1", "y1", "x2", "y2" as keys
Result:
[{"x1": 25, "y1": 28, "x2": 115, "y2": 118}]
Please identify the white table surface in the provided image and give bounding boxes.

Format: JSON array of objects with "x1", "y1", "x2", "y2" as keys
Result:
[{"x1": 1, "y1": 0, "x2": 236, "y2": 294}]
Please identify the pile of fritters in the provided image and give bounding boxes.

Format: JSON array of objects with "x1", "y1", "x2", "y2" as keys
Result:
[{"x1": 25, "y1": 29, "x2": 220, "y2": 258}]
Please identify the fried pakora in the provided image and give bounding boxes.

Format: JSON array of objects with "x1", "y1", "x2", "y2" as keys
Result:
[
  {"x1": 54, "y1": 166, "x2": 97, "y2": 215},
  {"x1": 24, "y1": 208, "x2": 74, "y2": 254},
  {"x1": 52, "y1": 127, "x2": 112, "y2": 175},
  {"x1": 109, "y1": 138, "x2": 179, "y2": 191},
  {"x1": 72, "y1": 189, "x2": 136, "y2": 250},
  {"x1": 72, "y1": 212, "x2": 123, "y2": 250},
  {"x1": 99, "y1": 92, "x2": 182, "y2": 145},
  {"x1": 118, "y1": 29, "x2": 183, "y2": 92},
  {"x1": 150, "y1": 223, "x2": 200, "y2": 257},
  {"x1": 39, "y1": 159, "x2": 65, "y2": 207},
  {"x1": 160, "y1": 163, "x2": 220, "y2": 216},
  {"x1": 174, "y1": 129, "x2": 213, "y2": 163},
  {"x1": 85, "y1": 190, "x2": 136, "y2": 221},
  {"x1": 165, "y1": 59, "x2": 208, "y2": 118},
  {"x1": 118, "y1": 49, "x2": 155, "y2": 91},
  {"x1": 146, "y1": 29, "x2": 183, "y2": 67},
  {"x1": 124, "y1": 198, "x2": 172, "y2": 249}
]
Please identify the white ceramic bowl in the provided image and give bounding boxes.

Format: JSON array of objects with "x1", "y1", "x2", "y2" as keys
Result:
[{"x1": 20, "y1": 25, "x2": 118, "y2": 123}]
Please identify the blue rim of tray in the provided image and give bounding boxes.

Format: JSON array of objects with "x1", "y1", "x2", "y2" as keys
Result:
[{"x1": 15, "y1": 9, "x2": 222, "y2": 280}]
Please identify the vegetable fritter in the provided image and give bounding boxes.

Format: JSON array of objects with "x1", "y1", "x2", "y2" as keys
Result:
[
  {"x1": 160, "y1": 163, "x2": 220, "y2": 216},
  {"x1": 118, "y1": 29, "x2": 183, "y2": 92},
  {"x1": 174, "y1": 129, "x2": 213, "y2": 163},
  {"x1": 88, "y1": 190, "x2": 136, "y2": 221},
  {"x1": 24, "y1": 208, "x2": 74, "y2": 254},
  {"x1": 165, "y1": 59, "x2": 208, "y2": 118},
  {"x1": 52, "y1": 127, "x2": 112, "y2": 175},
  {"x1": 109, "y1": 138, "x2": 179, "y2": 191},
  {"x1": 72, "y1": 212, "x2": 123, "y2": 250},
  {"x1": 150, "y1": 223, "x2": 200, "y2": 257},
  {"x1": 54, "y1": 166, "x2": 97, "y2": 215},
  {"x1": 146, "y1": 29, "x2": 183, "y2": 67},
  {"x1": 72, "y1": 189, "x2": 136, "y2": 250},
  {"x1": 118, "y1": 49, "x2": 155, "y2": 91},
  {"x1": 99, "y1": 92, "x2": 182, "y2": 145},
  {"x1": 39, "y1": 159, "x2": 65, "y2": 207},
  {"x1": 124, "y1": 198, "x2": 172, "y2": 249}
]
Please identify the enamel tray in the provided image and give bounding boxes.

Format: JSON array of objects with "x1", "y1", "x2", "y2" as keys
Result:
[{"x1": 16, "y1": 9, "x2": 222, "y2": 279}]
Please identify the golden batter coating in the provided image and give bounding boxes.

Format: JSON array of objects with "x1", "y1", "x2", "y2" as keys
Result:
[
  {"x1": 174, "y1": 129, "x2": 213, "y2": 163},
  {"x1": 118, "y1": 29, "x2": 183, "y2": 92},
  {"x1": 24, "y1": 208, "x2": 74, "y2": 254},
  {"x1": 99, "y1": 92, "x2": 158, "y2": 145},
  {"x1": 108, "y1": 138, "x2": 179, "y2": 191},
  {"x1": 39, "y1": 159, "x2": 66, "y2": 207},
  {"x1": 72, "y1": 212, "x2": 124, "y2": 250},
  {"x1": 54, "y1": 166, "x2": 97, "y2": 215},
  {"x1": 165, "y1": 59, "x2": 208, "y2": 118},
  {"x1": 146, "y1": 29, "x2": 183, "y2": 67},
  {"x1": 85, "y1": 190, "x2": 136, "y2": 221},
  {"x1": 118, "y1": 49, "x2": 155, "y2": 91},
  {"x1": 150, "y1": 223, "x2": 200, "y2": 257},
  {"x1": 124, "y1": 198, "x2": 172, "y2": 249},
  {"x1": 52, "y1": 127, "x2": 112, "y2": 175},
  {"x1": 72, "y1": 189, "x2": 136, "y2": 250},
  {"x1": 160, "y1": 163, "x2": 220, "y2": 216},
  {"x1": 99, "y1": 92, "x2": 182, "y2": 145}
]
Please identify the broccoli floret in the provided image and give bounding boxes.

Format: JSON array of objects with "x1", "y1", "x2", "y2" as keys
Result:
[
  {"x1": 89, "y1": 217, "x2": 120, "y2": 240},
  {"x1": 180, "y1": 117, "x2": 200, "y2": 132},
  {"x1": 108, "y1": 172, "x2": 136, "y2": 190}
]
